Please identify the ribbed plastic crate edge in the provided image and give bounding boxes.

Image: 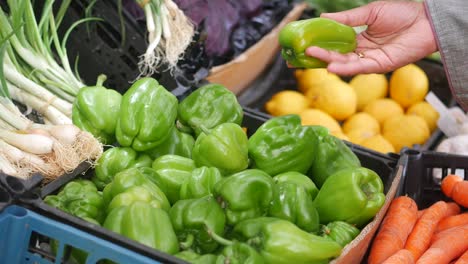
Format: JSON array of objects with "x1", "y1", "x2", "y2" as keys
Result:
[{"x1": 0, "y1": 204, "x2": 175, "y2": 264}]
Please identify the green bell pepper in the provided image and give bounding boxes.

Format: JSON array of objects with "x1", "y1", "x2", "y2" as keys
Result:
[
  {"x1": 321, "y1": 221, "x2": 361, "y2": 247},
  {"x1": 106, "y1": 186, "x2": 167, "y2": 214},
  {"x1": 174, "y1": 251, "x2": 220, "y2": 264},
  {"x1": 314, "y1": 167, "x2": 385, "y2": 227},
  {"x1": 92, "y1": 147, "x2": 152, "y2": 190},
  {"x1": 145, "y1": 128, "x2": 195, "y2": 160},
  {"x1": 102, "y1": 167, "x2": 170, "y2": 212},
  {"x1": 44, "y1": 179, "x2": 105, "y2": 224},
  {"x1": 103, "y1": 201, "x2": 179, "y2": 254},
  {"x1": 268, "y1": 181, "x2": 320, "y2": 233},
  {"x1": 151, "y1": 154, "x2": 196, "y2": 205},
  {"x1": 177, "y1": 83, "x2": 243, "y2": 136},
  {"x1": 179, "y1": 166, "x2": 223, "y2": 200},
  {"x1": 192, "y1": 123, "x2": 249, "y2": 175},
  {"x1": 116, "y1": 77, "x2": 178, "y2": 151},
  {"x1": 231, "y1": 217, "x2": 342, "y2": 264},
  {"x1": 170, "y1": 196, "x2": 226, "y2": 253},
  {"x1": 308, "y1": 133, "x2": 361, "y2": 188},
  {"x1": 248, "y1": 115, "x2": 325, "y2": 175},
  {"x1": 279, "y1": 18, "x2": 357, "y2": 68},
  {"x1": 218, "y1": 242, "x2": 265, "y2": 264},
  {"x1": 213, "y1": 169, "x2": 274, "y2": 225},
  {"x1": 272, "y1": 171, "x2": 319, "y2": 199},
  {"x1": 72, "y1": 75, "x2": 122, "y2": 144}
]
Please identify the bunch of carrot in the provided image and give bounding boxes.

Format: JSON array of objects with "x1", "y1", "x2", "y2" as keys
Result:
[{"x1": 367, "y1": 174, "x2": 468, "y2": 264}]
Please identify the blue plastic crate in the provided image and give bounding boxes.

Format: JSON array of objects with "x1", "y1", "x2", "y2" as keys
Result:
[{"x1": 0, "y1": 205, "x2": 160, "y2": 264}]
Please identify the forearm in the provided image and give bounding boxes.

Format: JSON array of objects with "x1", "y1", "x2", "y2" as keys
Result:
[{"x1": 425, "y1": 0, "x2": 468, "y2": 111}]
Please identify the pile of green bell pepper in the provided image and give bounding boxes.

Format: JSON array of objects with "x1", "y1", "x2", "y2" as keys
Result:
[{"x1": 55, "y1": 78, "x2": 389, "y2": 264}]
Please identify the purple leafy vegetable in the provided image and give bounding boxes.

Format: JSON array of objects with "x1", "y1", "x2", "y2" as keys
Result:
[{"x1": 123, "y1": 0, "x2": 145, "y2": 20}]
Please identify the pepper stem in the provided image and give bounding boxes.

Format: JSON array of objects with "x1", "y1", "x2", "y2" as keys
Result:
[
  {"x1": 179, "y1": 234, "x2": 194, "y2": 250},
  {"x1": 206, "y1": 227, "x2": 233, "y2": 247},
  {"x1": 198, "y1": 124, "x2": 211, "y2": 135},
  {"x1": 96, "y1": 74, "x2": 107, "y2": 87}
]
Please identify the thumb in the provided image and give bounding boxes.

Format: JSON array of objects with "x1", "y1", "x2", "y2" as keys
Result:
[{"x1": 320, "y1": 2, "x2": 379, "y2": 27}]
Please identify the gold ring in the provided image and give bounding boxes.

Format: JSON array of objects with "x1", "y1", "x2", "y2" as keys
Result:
[{"x1": 356, "y1": 52, "x2": 365, "y2": 58}]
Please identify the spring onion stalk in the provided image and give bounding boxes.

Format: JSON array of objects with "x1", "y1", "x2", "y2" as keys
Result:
[
  {"x1": 135, "y1": 0, "x2": 195, "y2": 75},
  {"x1": 0, "y1": 0, "x2": 101, "y2": 121},
  {"x1": 0, "y1": 1, "x2": 104, "y2": 181},
  {"x1": 7, "y1": 82, "x2": 72, "y2": 125},
  {"x1": 0, "y1": 154, "x2": 18, "y2": 177}
]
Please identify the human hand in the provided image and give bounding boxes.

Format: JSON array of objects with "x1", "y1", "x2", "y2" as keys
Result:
[{"x1": 305, "y1": 1, "x2": 437, "y2": 75}]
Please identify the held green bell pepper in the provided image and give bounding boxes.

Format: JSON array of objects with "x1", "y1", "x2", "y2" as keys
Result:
[
  {"x1": 177, "y1": 83, "x2": 243, "y2": 136},
  {"x1": 145, "y1": 128, "x2": 195, "y2": 160},
  {"x1": 103, "y1": 201, "x2": 179, "y2": 254},
  {"x1": 174, "y1": 251, "x2": 220, "y2": 264},
  {"x1": 279, "y1": 18, "x2": 357, "y2": 68},
  {"x1": 320, "y1": 221, "x2": 361, "y2": 247},
  {"x1": 268, "y1": 181, "x2": 320, "y2": 233},
  {"x1": 169, "y1": 196, "x2": 226, "y2": 253},
  {"x1": 213, "y1": 169, "x2": 274, "y2": 225},
  {"x1": 308, "y1": 133, "x2": 361, "y2": 188},
  {"x1": 116, "y1": 77, "x2": 178, "y2": 151},
  {"x1": 272, "y1": 171, "x2": 319, "y2": 199},
  {"x1": 231, "y1": 217, "x2": 342, "y2": 264},
  {"x1": 72, "y1": 75, "x2": 122, "y2": 144},
  {"x1": 44, "y1": 179, "x2": 105, "y2": 224},
  {"x1": 151, "y1": 154, "x2": 196, "y2": 205},
  {"x1": 313, "y1": 167, "x2": 385, "y2": 227},
  {"x1": 92, "y1": 147, "x2": 152, "y2": 190},
  {"x1": 248, "y1": 115, "x2": 325, "y2": 175},
  {"x1": 192, "y1": 123, "x2": 249, "y2": 175},
  {"x1": 102, "y1": 167, "x2": 170, "y2": 212},
  {"x1": 179, "y1": 166, "x2": 223, "y2": 200}
]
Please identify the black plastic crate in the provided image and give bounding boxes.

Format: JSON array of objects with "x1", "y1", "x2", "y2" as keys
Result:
[
  {"x1": 0, "y1": 176, "x2": 12, "y2": 212},
  {"x1": 398, "y1": 149, "x2": 468, "y2": 209},
  {"x1": 54, "y1": 0, "x2": 197, "y2": 97},
  {"x1": 238, "y1": 55, "x2": 456, "y2": 151},
  {"x1": 14, "y1": 108, "x2": 400, "y2": 264}
]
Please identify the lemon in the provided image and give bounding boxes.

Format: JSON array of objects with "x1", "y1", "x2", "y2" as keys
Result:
[
  {"x1": 299, "y1": 109, "x2": 342, "y2": 133},
  {"x1": 363, "y1": 98, "x2": 404, "y2": 125},
  {"x1": 332, "y1": 131, "x2": 350, "y2": 141},
  {"x1": 265, "y1": 90, "x2": 309, "y2": 116},
  {"x1": 305, "y1": 79, "x2": 357, "y2": 121},
  {"x1": 349, "y1": 74, "x2": 388, "y2": 111},
  {"x1": 361, "y1": 134, "x2": 395, "y2": 153},
  {"x1": 382, "y1": 115, "x2": 430, "y2": 152},
  {"x1": 389, "y1": 64, "x2": 429, "y2": 108},
  {"x1": 295, "y1": 68, "x2": 341, "y2": 94},
  {"x1": 406, "y1": 101, "x2": 440, "y2": 132},
  {"x1": 342, "y1": 112, "x2": 380, "y2": 134},
  {"x1": 345, "y1": 128, "x2": 377, "y2": 144}
]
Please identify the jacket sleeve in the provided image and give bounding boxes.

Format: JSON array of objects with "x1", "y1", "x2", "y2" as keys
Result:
[{"x1": 425, "y1": 0, "x2": 468, "y2": 111}]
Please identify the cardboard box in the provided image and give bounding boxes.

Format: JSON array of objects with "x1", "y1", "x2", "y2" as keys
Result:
[{"x1": 206, "y1": 2, "x2": 308, "y2": 95}]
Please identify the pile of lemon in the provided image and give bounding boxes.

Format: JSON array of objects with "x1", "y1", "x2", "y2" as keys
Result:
[{"x1": 264, "y1": 64, "x2": 440, "y2": 153}]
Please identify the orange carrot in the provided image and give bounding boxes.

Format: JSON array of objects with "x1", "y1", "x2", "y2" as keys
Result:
[
  {"x1": 446, "y1": 202, "x2": 462, "y2": 215},
  {"x1": 368, "y1": 196, "x2": 418, "y2": 264},
  {"x1": 416, "y1": 225, "x2": 468, "y2": 264},
  {"x1": 452, "y1": 181, "x2": 468, "y2": 208},
  {"x1": 455, "y1": 250, "x2": 468, "y2": 264},
  {"x1": 436, "y1": 213, "x2": 468, "y2": 233},
  {"x1": 418, "y1": 210, "x2": 426, "y2": 219},
  {"x1": 441, "y1": 175, "x2": 463, "y2": 198},
  {"x1": 382, "y1": 249, "x2": 415, "y2": 264},
  {"x1": 405, "y1": 201, "x2": 457, "y2": 261}
]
